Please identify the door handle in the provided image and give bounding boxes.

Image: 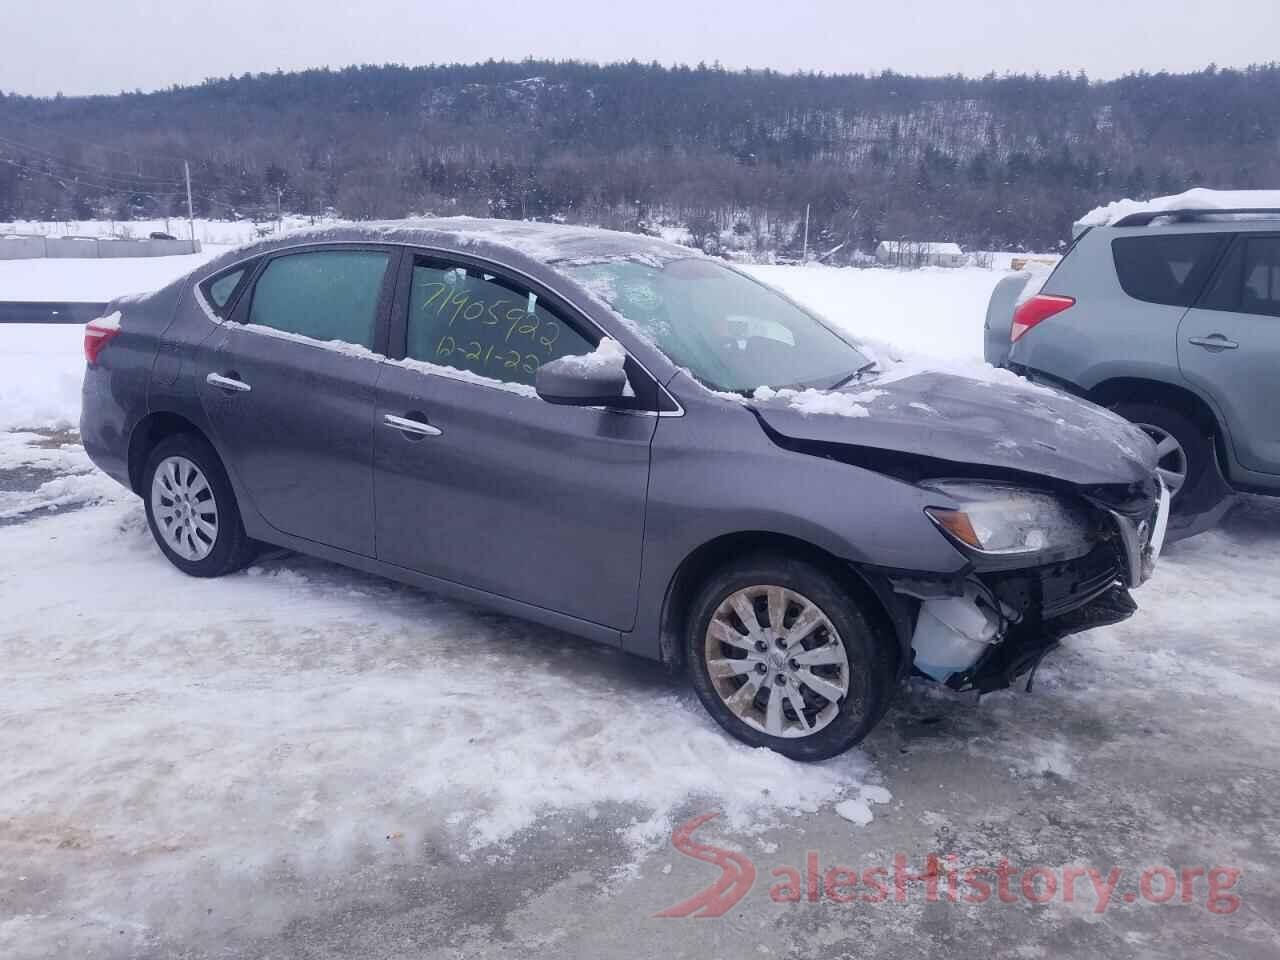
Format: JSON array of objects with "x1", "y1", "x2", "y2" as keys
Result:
[
  {"x1": 1187, "y1": 334, "x2": 1239, "y2": 351},
  {"x1": 206, "y1": 372, "x2": 252, "y2": 393},
  {"x1": 383, "y1": 413, "x2": 442, "y2": 437}
]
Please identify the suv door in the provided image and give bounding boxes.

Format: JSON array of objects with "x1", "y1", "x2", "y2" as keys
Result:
[
  {"x1": 199, "y1": 245, "x2": 399, "y2": 555},
  {"x1": 372, "y1": 252, "x2": 656, "y2": 630},
  {"x1": 1179, "y1": 235, "x2": 1280, "y2": 475}
]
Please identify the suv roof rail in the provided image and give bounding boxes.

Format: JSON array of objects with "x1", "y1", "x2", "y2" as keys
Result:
[{"x1": 1112, "y1": 208, "x2": 1280, "y2": 227}]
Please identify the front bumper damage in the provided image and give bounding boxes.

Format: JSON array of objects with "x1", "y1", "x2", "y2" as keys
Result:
[{"x1": 881, "y1": 480, "x2": 1170, "y2": 693}]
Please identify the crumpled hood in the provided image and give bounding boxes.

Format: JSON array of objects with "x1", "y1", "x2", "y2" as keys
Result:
[{"x1": 750, "y1": 369, "x2": 1159, "y2": 488}]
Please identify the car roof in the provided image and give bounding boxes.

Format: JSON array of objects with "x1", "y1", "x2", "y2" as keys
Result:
[{"x1": 192, "y1": 217, "x2": 696, "y2": 282}]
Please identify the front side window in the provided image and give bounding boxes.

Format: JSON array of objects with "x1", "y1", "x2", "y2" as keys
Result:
[
  {"x1": 562, "y1": 257, "x2": 870, "y2": 394},
  {"x1": 1111, "y1": 235, "x2": 1225, "y2": 307},
  {"x1": 406, "y1": 257, "x2": 593, "y2": 388},
  {"x1": 247, "y1": 250, "x2": 391, "y2": 349}
]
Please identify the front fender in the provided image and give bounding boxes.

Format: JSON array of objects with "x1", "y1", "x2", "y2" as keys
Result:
[{"x1": 625, "y1": 392, "x2": 965, "y2": 660}]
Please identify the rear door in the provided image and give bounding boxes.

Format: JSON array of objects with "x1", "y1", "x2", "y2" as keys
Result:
[
  {"x1": 372, "y1": 251, "x2": 656, "y2": 630},
  {"x1": 199, "y1": 245, "x2": 399, "y2": 555},
  {"x1": 1179, "y1": 234, "x2": 1280, "y2": 474}
]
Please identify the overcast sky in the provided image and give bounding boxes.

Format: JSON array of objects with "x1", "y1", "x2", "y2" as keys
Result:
[{"x1": 4, "y1": 0, "x2": 1276, "y2": 97}]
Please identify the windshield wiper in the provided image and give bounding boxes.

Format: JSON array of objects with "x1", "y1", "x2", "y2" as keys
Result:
[{"x1": 826, "y1": 360, "x2": 878, "y2": 391}]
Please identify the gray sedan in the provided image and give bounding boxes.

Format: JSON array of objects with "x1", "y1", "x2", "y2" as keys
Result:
[{"x1": 80, "y1": 219, "x2": 1167, "y2": 760}]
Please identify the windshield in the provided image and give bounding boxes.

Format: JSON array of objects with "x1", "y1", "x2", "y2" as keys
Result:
[{"x1": 562, "y1": 258, "x2": 871, "y2": 393}]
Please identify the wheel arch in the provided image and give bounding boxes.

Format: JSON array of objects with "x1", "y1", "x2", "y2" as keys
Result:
[
  {"x1": 127, "y1": 411, "x2": 214, "y2": 494},
  {"x1": 1086, "y1": 376, "x2": 1229, "y2": 466},
  {"x1": 657, "y1": 530, "x2": 910, "y2": 672}
]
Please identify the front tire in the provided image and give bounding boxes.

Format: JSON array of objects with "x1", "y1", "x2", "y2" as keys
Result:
[
  {"x1": 142, "y1": 433, "x2": 257, "y2": 577},
  {"x1": 685, "y1": 553, "x2": 896, "y2": 761}
]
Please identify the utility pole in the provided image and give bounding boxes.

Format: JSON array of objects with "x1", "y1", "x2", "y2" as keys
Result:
[
  {"x1": 802, "y1": 203, "x2": 810, "y2": 262},
  {"x1": 184, "y1": 161, "x2": 196, "y2": 251}
]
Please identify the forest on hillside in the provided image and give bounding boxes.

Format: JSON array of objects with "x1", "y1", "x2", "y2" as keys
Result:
[{"x1": 1, "y1": 60, "x2": 1278, "y2": 257}]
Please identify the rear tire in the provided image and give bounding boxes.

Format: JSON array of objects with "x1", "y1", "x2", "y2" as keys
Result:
[
  {"x1": 1112, "y1": 401, "x2": 1218, "y2": 515},
  {"x1": 142, "y1": 433, "x2": 257, "y2": 577},
  {"x1": 685, "y1": 553, "x2": 896, "y2": 761}
]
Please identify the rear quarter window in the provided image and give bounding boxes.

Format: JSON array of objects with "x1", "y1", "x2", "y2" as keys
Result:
[
  {"x1": 1111, "y1": 235, "x2": 1226, "y2": 307},
  {"x1": 198, "y1": 262, "x2": 255, "y2": 318}
]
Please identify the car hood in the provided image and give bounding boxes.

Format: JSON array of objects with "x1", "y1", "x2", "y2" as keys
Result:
[{"x1": 749, "y1": 369, "x2": 1159, "y2": 488}]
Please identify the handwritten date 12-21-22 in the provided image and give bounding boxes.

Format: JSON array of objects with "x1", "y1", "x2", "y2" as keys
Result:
[{"x1": 417, "y1": 280, "x2": 563, "y2": 376}]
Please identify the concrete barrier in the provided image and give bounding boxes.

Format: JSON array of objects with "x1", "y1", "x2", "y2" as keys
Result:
[
  {"x1": 0, "y1": 301, "x2": 110, "y2": 324},
  {"x1": 0, "y1": 236, "x2": 48, "y2": 260},
  {"x1": 0, "y1": 236, "x2": 201, "y2": 260}
]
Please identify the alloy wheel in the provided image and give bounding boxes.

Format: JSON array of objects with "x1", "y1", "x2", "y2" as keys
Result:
[
  {"x1": 1134, "y1": 422, "x2": 1188, "y2": 498},
  {"x1": 150, "y1": 455, "x2": 219, "y2": 561},
  {"x1": 703, "y1": 585, "x2": 850, "y2": 738}
]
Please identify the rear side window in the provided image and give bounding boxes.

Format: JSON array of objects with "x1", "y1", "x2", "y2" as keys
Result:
[
  {"x1": 1111, "y1": 235, "x2": 1225, "y2": 307},
  {"x1": 198, "y1": 264, "x2": 251, "y2": 318},
  {"x1": 247, "y1": 250, "x2": 390, "y2": 349},
  {"x1": 405, "y1": 257, "x2": 594, "y2": 388}
]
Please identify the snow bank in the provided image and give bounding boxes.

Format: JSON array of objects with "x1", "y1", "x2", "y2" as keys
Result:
[
  {"x1": 0, "y1": 479, "x2": 885, "y2": 944},
  {"x1": 0, "y1": 246, "x2": 221, "y2": 301},
  {"x1": 743, "y1": 263, "x2": 1003, "y2": 361},
  {"x1": 1078, "y1": 187, "x2": 1280, "y2": 228},
  {"x1": 0, "y1": 324, "x2": 87, "y2": 430}
]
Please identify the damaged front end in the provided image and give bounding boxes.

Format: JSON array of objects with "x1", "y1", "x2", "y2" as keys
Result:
[{"x1": 879, "y1": 476, "x2": 1169, "y2": 694}]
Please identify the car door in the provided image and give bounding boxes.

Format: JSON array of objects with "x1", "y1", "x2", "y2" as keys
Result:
[
  {"x1": 372, "y1": 251, "x2": 656, "y2": 630},
  {"x1": 199, "y1": 245, "x2": 400, "y2": 556},
  {"x1": 1178, "y1": 234, "x2": 1280, "y2": 475}
]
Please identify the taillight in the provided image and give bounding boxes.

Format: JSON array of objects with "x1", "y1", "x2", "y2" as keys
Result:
[
  {"x1": 84, "y1": 315, "x2": 121, "y2": 365},
  {"x1": 1011, "y1": 294, "x2": 1075, "y2": 343}
]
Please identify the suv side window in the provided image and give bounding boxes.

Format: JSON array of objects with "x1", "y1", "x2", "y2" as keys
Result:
[
  {"x1": 1111, "y1": 235, "x2": 1226, "y2": 307},
  {"x1": 1242, "y1": 238, "x2": 1280, "y2": 318},
  {"x1": 405, "y1": 257, "x2": 594, "y2": 388},
  {"x1": 247, "y1": 249, "x2": 391, "y2": 349},
  {"x1": 1201, "y1": 237, "x2": 1280, "y2": 318}
]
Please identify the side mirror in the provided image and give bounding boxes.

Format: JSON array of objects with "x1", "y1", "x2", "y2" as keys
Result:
[{"x1": 536, "y1": 350, "x2": 629, "y2": 406}]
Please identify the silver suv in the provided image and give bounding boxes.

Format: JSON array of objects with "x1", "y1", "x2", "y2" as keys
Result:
[{"x1": 986, "y1": 206, "x2": 1280, "y2": 528}]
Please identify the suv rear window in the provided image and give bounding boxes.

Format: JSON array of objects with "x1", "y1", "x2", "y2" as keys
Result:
[{"x1": 1111, "y1": 235, "x2": 1225, "y2": 307}]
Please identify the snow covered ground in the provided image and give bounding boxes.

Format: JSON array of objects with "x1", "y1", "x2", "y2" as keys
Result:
[{"x1": 1, "y1": 249, "x2": 1277, "y2": 959}]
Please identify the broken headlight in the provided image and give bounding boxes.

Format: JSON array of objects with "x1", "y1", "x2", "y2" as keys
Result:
[{"x1": 922, "y1": 481, "x2": 1094, "y2": 559}]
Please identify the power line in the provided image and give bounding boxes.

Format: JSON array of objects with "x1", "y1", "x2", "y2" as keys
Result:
[
  {"x1": 0, "y1": 133, "x2": 185, "y2": 187},
  {"x1": 0, "y1": 140, "x2": 187, "y2": 192},
  {"x1": 1, "y1": 112, "x2": 192, "y2": 168},
  {"x1": 0, "y1": 156, "x2": 242, "y2": 211}
]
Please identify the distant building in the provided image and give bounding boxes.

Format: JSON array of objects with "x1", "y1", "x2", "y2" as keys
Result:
[{"x1": 875, "y1": 240, "x2": 966, "y2": 268}]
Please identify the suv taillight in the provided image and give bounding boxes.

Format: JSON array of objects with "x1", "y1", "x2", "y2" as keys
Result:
[
  {"x1": 1011, "y1": 294, "x2": 1075, "y2": 343},
  {"x1": 84, "y1": 317, "x2": 121, "y2": 365}
]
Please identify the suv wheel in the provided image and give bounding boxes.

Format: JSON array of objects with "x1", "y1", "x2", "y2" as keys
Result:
[
  {"x1": 685, "y1": 553, "x2": 896, "y2": 761},
  {"x1": 1112, "y1": 401, "x2": 1212, "y2": 511},
  {"x1": 142, "y1": 433, "x2": 257, "y2": 577}
]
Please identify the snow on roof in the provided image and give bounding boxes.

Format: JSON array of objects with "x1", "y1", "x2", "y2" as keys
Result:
[
  {"x1": 1077, "y1": 188, "x2": 1280, "y2": 228},
  {"x1": 179, "y1": 217, "x2": 700, "y2": 299},
  {"x1": 877, "y1": 240, "x2": 963, "y2": 256},
  {"x1": 274, "y1": 217, "x2": 695, "y2": 265}
]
